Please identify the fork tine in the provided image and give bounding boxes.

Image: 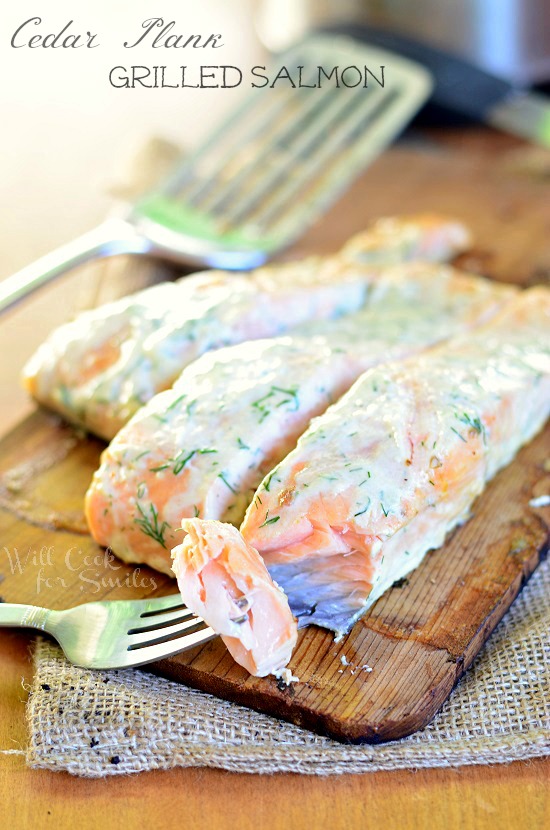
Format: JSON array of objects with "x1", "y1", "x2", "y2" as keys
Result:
[
  {"x1": 128, "y1": 608, "x2": 197, "y2": 635},
  {"x1": 80, "y1": 624, "x2": 217, "y2": 670},
  {"x1": 127, "y1": 614, "x2": 209, "y2": 648},
  {"x1": 119, "y1": 626, "x2": 217, "y2": 669},
  {"x1": 135, "y1": 594, "x2": 186, "y2": 617}
]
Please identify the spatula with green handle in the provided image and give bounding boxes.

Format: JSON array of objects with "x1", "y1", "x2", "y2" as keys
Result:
[{"x1": 0, "y1": 34, "x2": 431, "y2": 313}]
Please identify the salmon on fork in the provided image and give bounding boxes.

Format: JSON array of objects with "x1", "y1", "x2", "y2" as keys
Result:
[{"x1": 172, "y1": 519, "x2": 298, "y2": 681}]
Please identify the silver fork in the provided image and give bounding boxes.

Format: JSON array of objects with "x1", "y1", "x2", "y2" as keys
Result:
[
  {"x1": 0, "y1": 594, "x2": 218, "y2": 669},
  {"x1": 0, "y1": 34, "x2": 431, "y2": 312}
]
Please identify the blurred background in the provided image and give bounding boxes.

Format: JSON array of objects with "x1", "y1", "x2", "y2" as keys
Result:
[
  {"x1": 1, "y1": 0, "x2": 549, "y2": 430},
  {"x1": 258, "y1": 0, "x2": 550, "y2": 84}
]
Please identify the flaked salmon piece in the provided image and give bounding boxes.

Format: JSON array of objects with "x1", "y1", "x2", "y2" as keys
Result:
[
  {"x1": 23, "y1": 214, "x2": 470, "y2": 440},
  {"x1": 241, "y1": 287, "x2": 550, "y2": 635},
  {"x1": 85, "y1": 265, "x2": 514, "y2": 575},
  {"x1": 171, "y1": 519, "x2": 297, "y2": 679}
]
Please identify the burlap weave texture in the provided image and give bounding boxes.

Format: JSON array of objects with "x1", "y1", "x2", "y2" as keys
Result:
[{"x1": 24, "y1": 557, "x2": 549, "y2": 777}]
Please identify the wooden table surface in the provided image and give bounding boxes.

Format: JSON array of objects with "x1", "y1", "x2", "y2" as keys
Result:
[{"x1": 0, "y1": 127, "x2": 549, "y2": 829}]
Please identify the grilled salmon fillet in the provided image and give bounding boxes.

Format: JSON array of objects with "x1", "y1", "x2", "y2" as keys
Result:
[
  {"x1": 166, "y1": 287, "x2": 550, "y2": 678},
  {"x1": 241, "y1": 287, "x2": 550, "y2": 635},
  {"x1": 23, "y1": 215, "x2": 470, "y2": 439},
  {"x1": 86, "y1": 264, "x2": 514, "y2": 574}
]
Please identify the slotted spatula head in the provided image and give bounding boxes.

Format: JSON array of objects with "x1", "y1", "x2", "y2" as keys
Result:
[
  {"x1": 0, "y1": 34, "x2": 432, "y2": 314},
  {"x1": 132, "y1": 33, "x2": 432, "y2": 269}
]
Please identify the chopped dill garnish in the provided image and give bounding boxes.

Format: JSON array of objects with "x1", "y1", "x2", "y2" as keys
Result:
[
  {"x1": 137, "y1": 481, "x2": 147, "y2": 499},
  {"x1": 193, "y1": 505, "x2": 200, "y2": 517},
  {"x1": 263, "y1": 470, "x2": 277, "y2": 492},
  {"x1": 59, "y1": 384, "x2": 72, "y2": 408},
  {"x1": 172, "y1": 448, "x2": 218, "y2": 475},
  {"x1": 133, "y1": 450, "x2": 150, "y2": 463},
  {"x1": 166, "y1": 393, "x2": 186, "y2": 412},
  {"x1": 218, "y1": 473, "x2": 237, "y2": 494},
  {"x1": 149, "y1": 463, "x2": 170, "y2": 473},
  {"x1": 272, "y1": 386, "x2": 299, "y2": 407},
  {"x1": 172, "y1": 450, "x2": 195, "y2": 474},
  {"x1": 134, "y1": 502, "x2": 170, "y2": 548},
  {"x1": 251, "y1": 385, "x2": 299, "y2": 423},
  {"x1": 450, "y1": 426, "x2": 467, "y2": 443},
  {"x1": 380, "y1": 502, "x2": 389, "y2": 517},
  {"x1": 237, "y1": 437, "x2": 249, "y2": 450},
  {"x1": 456, "y1": 411, "x2": 484, "y2": 435},
  {"x1": 259, "y1": 511, "x2": 280, "y2": 528}
]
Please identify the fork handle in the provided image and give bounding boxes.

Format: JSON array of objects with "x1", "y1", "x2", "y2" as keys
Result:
[
  {"x1": 0, "y1": 602, "x2": 53, "y2": 631},
  {"x1": 0, "y1": 218, "x2": 152, "y2": 314}
]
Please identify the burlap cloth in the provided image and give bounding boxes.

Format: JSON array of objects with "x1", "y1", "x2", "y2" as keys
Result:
[{"x1": 24, "y1": 558, "x2": 549, "y2": 777}]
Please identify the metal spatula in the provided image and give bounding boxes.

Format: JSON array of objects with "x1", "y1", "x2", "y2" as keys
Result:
[{"x1": 0, "y1": 34, "x2": 431, "y2": 313}]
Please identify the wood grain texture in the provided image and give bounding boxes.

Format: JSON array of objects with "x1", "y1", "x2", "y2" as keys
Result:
[{"x1": 1, "y1": 130, "x2": 550, "y2": 744}]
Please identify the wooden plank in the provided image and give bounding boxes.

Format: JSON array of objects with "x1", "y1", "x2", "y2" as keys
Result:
[
  {"x1": 1, "y1": 129, "x2": 549, "y2": 744},
  {"x1": 0, "y1": 409, "x2": 547, "y2": 742}
]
